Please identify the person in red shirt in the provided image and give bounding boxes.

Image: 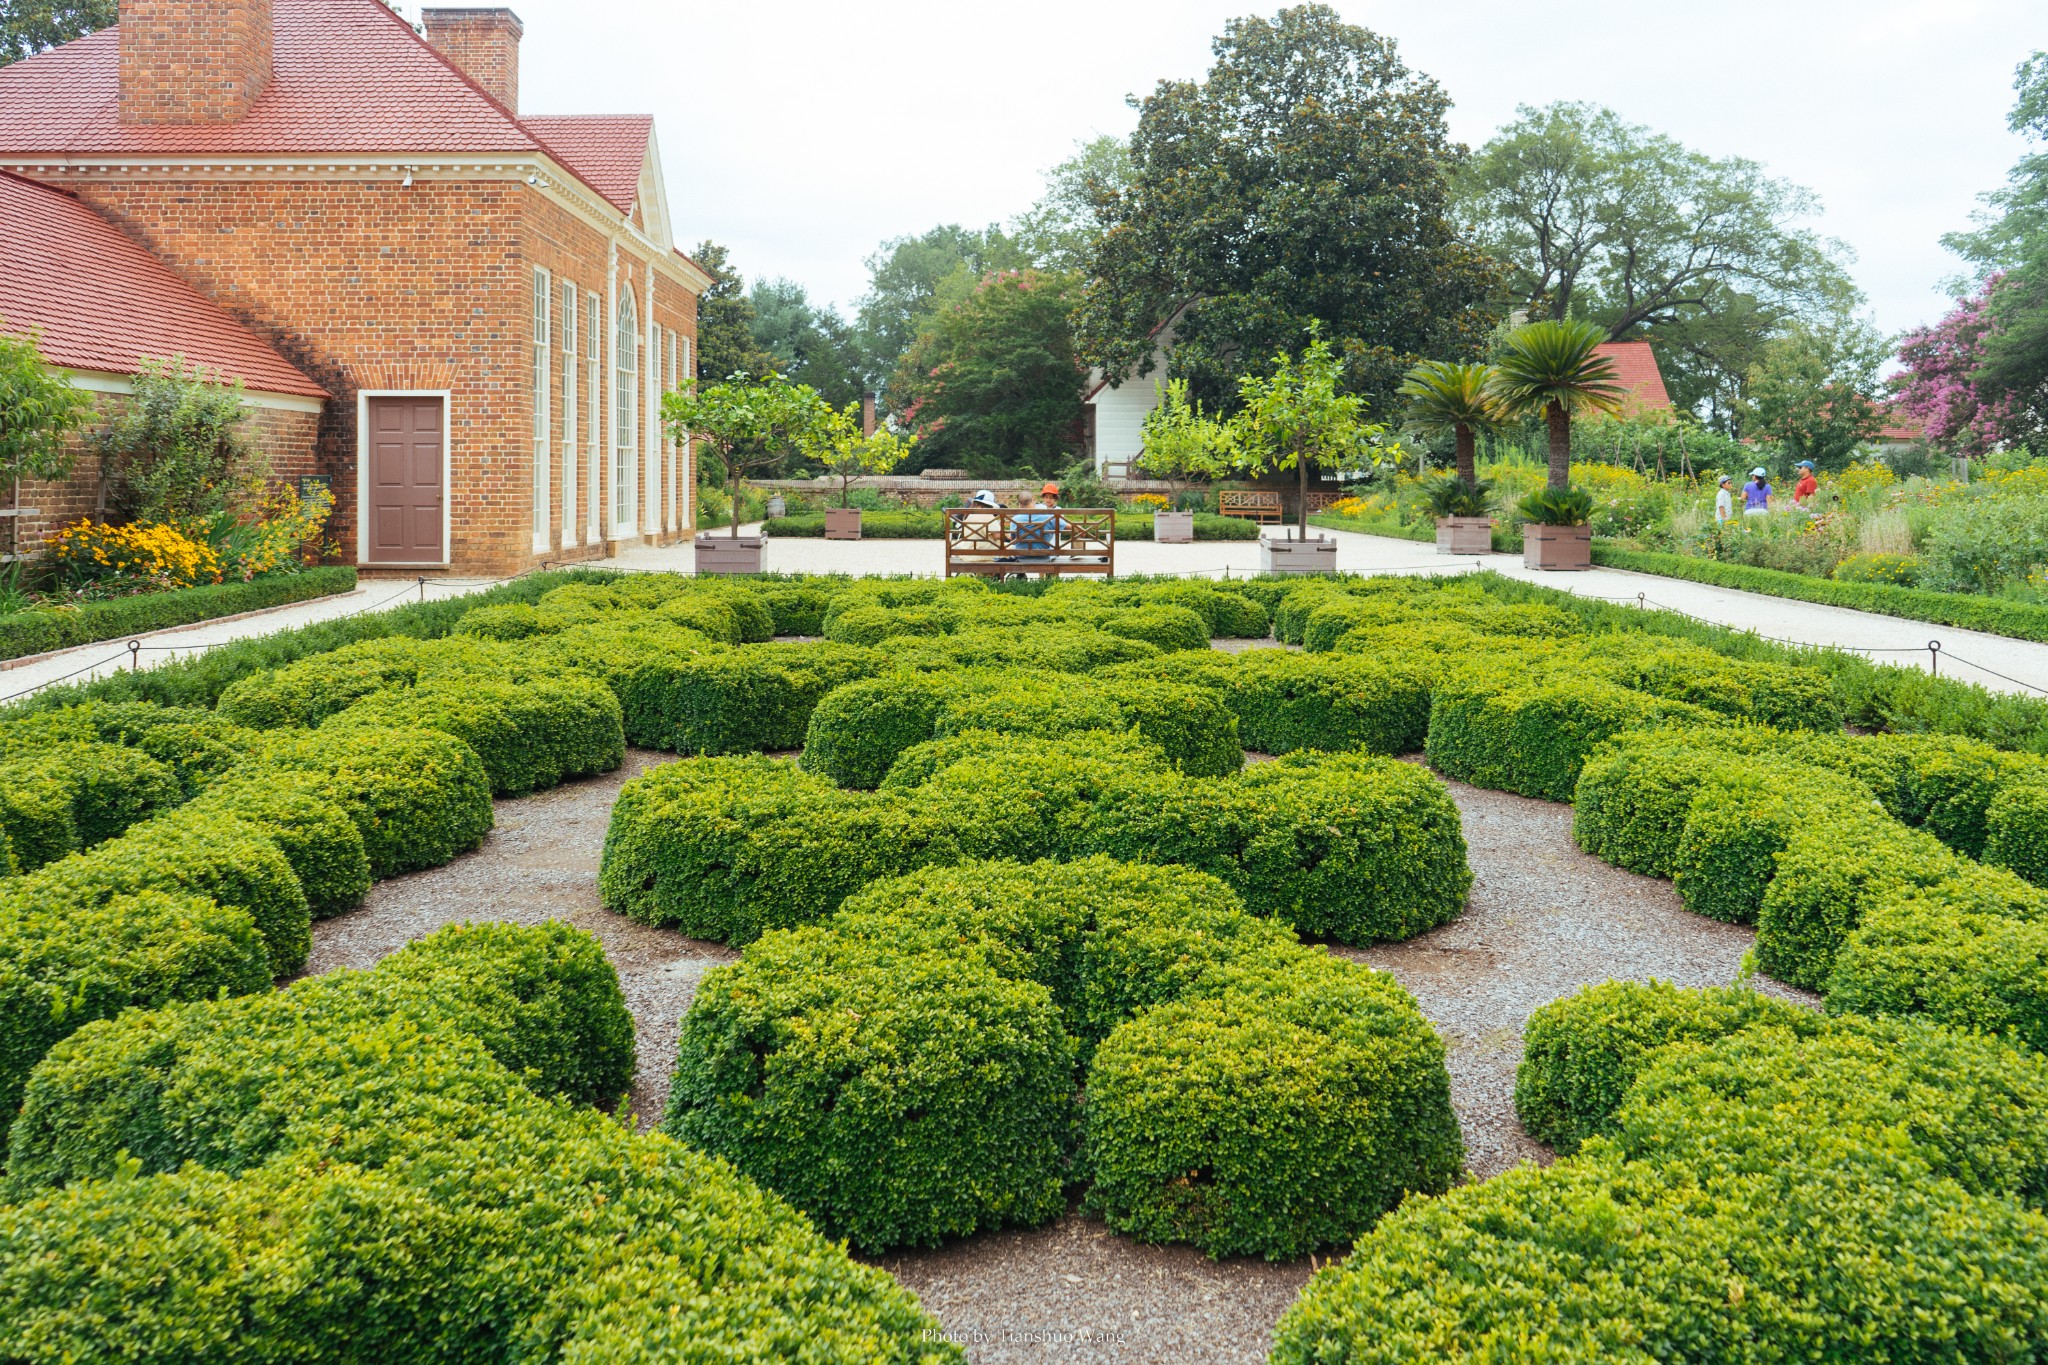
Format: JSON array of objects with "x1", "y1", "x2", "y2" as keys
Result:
[{"x1": 1792, "y1": 460, "x2": 1819, "y2": 508}]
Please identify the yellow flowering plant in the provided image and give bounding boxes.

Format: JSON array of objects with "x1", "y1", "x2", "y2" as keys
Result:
[{"x1": 48, "y1": 519, "x2": 223, "y2": 588}]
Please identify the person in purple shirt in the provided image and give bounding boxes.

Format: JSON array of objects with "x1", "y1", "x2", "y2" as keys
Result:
[{"x1": 1742, "y1": 466, "x2": 1773, "y2": 516}]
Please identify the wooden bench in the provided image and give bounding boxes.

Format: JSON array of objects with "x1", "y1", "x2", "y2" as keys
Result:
[
  {"x1": 944, "y1": 508, "x2": 1116, "y2": 578},
  {"x1": 1218, "y1": 490, "x2": 1283, "y2": 524}
]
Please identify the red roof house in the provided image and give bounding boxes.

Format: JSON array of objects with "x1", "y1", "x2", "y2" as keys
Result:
[
  {"x1": 0, "y1": 0, "x2": 710, "y2": 574},
  {"x1": 1592, "y1": 341, "x2": 1674, "y2": 414}
]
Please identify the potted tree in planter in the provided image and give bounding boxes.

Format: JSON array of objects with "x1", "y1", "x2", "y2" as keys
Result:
[
  {"x1": 1399, "y1": 359, "x2": 1503, "y2": 555},
  {"x1": 664, "y1": 371, "x2": 834, "y2": 574},
  {"x1": 1485, "y1": 320, "x2": 1624, "y2": 572},
  {"x1": 1232, "y1": 328, "x2": 1394, "y2": 574},
  {"x1": 817, "y1": 401, "x2": 914, "y2": 540},
  {"x1": 1516, "y1": 487, "x2": 1595, "y2": 570},
  {"x1": 1136, "y1": 378, "x2": 1233, "y2": 544}
]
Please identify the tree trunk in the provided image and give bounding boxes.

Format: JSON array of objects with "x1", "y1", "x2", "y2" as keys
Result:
[
  {"x1": 1297, "y1": 453, "x2": 1309, "y2": 539},
  {"x1": 730, "y1": 466, "x2": 743, "y2": 538},
  {"x1": 1545, "y1": 402, "x2": 1571, "y2": 492},
  {"x1": 1454, "y1": 424, "x2": 1476, "y2": 487}
]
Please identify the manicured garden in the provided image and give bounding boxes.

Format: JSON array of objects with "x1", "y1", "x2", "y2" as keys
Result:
[{"x1": 3, "y1": 566, "x2": 2047, "y2": 1358}]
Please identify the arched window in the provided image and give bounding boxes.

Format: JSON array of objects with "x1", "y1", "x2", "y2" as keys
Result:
[{"x1": 613, "y1": 285, "x2": 638, "y2": 533}]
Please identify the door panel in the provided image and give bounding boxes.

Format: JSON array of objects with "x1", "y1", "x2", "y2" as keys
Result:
[{"x1": 365, "y1": 396, "x2": 445, "y2": 563}]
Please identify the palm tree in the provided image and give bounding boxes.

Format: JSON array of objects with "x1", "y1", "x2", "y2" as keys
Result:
[
  {"x1": 1486, "y1": 320, "x2": 1628, "y2": 491},
  {"x1": 1397, "y1": 360, "x2": 1503, "y2": 489}
]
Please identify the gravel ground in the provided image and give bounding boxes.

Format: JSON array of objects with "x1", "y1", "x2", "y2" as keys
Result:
[
  {"x1": 303, "y1": 748, "x2": 733, "y2": 1124},
  {"x1": 301, "y1": 734, "x2": 1814, "y2": 1363}
]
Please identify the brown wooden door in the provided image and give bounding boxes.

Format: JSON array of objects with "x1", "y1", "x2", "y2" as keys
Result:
[{"x1": 366, "y1": 396, "x2": 444, "y2": 563}]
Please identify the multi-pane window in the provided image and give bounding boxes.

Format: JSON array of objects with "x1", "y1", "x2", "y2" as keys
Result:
[
  {"x1": 585, "y1": 292, "x2": 602, "y2": 541},
  {"x1": 561, "y1": 281, "x2": 578, "y2": 543},
  {"x1": 613, "y1": 285, "x2": 638, "y2": 534},
  {"x1": 532, "y1": 268, "x2": 551, "y2": 543},
  {"x1": 679, "y1": 334, "x2": 693, "y2": 524},
  {"x1": 666, "y1": 329, "x2": 679, "y2": 532}
]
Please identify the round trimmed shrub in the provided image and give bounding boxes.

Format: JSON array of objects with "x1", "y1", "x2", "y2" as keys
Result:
[
  {"x1": 667, "y1": 927, "x2": 1074, "y2": 1251},
  {"x1": 755, "y1": 583, "x2": 836, "y2": 636},
  {"x1": 72, "y1": 701, "x2": 260, "y2": 797},
  {"x1": 1827, "y1": 898, "x2": 2048, "y2": 1051},
  {"x1": 823, "y1": 604, "x2": 959, "y2": 647},
  {"x1": 1084, "y1": 954, "x2": 1462, "y2": 1259},
  {"x1": 799, "y1": 672, "x2": 955, "y2": 790},
  {"x1": 620, "y1": 641, "x2": 882, "y2": 754},
  {"x1": 934, "y1": 674, "x2": 1124, "y2": 741},
  {"x1": 1987, "y1": 780, "x2": 2048, "y2": 886},
  {"x1": 1514, "y1": 980, "x2": 1823, "y2": 1154},
  {"x1": 1137, "y1": 582, "x2": 1270, "y2": 637},
  {"x1": 1088, "y1": 604, "x2": 1209, "y2": 654},
  {"x1": 1230, "y1": 651, "x2": 1431, "y2": 756},
  {"x1": 187, "y1": 771, "x2": 371, "y2": 918},
  {"x1": 532, "y1": 618, "x2": 724, "y2": 701},
  {"x1": 891, "y1": 625, "x2": 1160, "y2": 673},
  {"x1": 693, "y1": 586, "x2": 775, "y2": 642},
  {"x1": 651, "y1": 595, "x2": 744, "y2": 644},
  {"x1": 0, "y1": 743, "x2": 181, "y2": 861},
  {"x1": 1114, "y1": 680, "x2": 1242, "y2": 778},
  {"x1": 259, "y1": 728, "x2": 493, "y2": 878},
  {"x1": 453, "y1": 602, "x2": 550, "y2": 640},
  {"x1": 323, "y1": 675, "x2": 624, "y2": 796},
  {"x1": 0, "y1": 762, "x2": 75, "y2": 871},
  {"x1": 1427, "y1": 675, "x2": 1719, "y2": 803},
  {"x1": 1573, "y1": 738, "x2": 1737, "y2": 877}
]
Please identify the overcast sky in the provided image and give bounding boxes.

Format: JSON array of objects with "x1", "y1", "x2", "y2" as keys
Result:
[{"x1": 490, "y1": 0, "x2": 2036, "y2": 344}]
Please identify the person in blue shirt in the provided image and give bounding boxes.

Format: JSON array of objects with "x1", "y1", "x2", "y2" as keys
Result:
[
  {"x1": 1742, "y1": 466, "x2": 1773, "y2": 516},
  {"x1": 1012, "y1": 496, "x2": 1055, "y2": 551}
]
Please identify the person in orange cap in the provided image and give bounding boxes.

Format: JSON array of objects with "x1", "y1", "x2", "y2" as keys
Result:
[{"x1": 1040, "y1": 481, "x2": 1061, "y2": 506}]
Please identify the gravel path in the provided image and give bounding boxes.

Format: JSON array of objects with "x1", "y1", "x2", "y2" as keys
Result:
[
  {"x1": 303, "y1": 748, "x2": 733, "y2": 1125},
  {"x1": 301, "y1": 741, "x2": 1814, "y2": 1363}
]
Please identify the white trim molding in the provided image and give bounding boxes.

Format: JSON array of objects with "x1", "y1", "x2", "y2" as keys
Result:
[
  {"x1": 354, "y1": 388, "x2": 453, "y2": 569},
  {"x1": 65, "y1": 368, "x2": 324, "y2": 413}
]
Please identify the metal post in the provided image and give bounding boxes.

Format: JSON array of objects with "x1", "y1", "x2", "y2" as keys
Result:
[
  {"x1": 1638, "y1": 591, "x2": 1647, "y2": 610},
  {"x1": 1929, "y1": 640, "x2": 1941, "y2": 677},
  {"x1": 128, "y1": 639, "x2": 141, "y2": 671},
  {"x1": 418, "y1": 575, "x2": 426, "y2": 602}
]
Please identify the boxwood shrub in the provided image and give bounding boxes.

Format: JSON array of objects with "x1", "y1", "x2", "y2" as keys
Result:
[
  {"x1": 0, "y1": 742, "x2": 182, "y2": 868},
  {"x1": 667, "y1": 927, "x2": 1075, "y2": 1251},
  {"x1": 322, "y1": 675, "x2": 624, "y2": 796},
  {"x1": 1827, "y1": 898, "x2": 2048, "y2": 1051},
  {"x1": 1425, "y1": 676, "x2": 1719, "y2": 803},
  {"x1": 1987, "y1": 779, "x2": 2048, "y2": 885},
  {"x1": 258, "y1": 728, "x2": 494, "y2": 878},
  {"x1": 652, "y1": 594, "x2": 745, "y2": 644},
  {"x1": 618, "y1": 641, "x2": 882, "y2": 754},
  {"x1": 1084, "y1": 952, "x2": 1462, "y2": 1260},
  {"x1": 184, "y1": 771, "x2": 371, "y2": 918}
]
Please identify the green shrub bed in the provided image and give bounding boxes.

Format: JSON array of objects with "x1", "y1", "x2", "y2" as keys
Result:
[
  {"x1": 603, "y1": 734, "x2": 1470, "y2": 947},
  {"x1": 0, "y1": 565, "x2": 357, "y2": 662},
  {"x1": 0, "y1": 920, "x2": 952, "y2": 1359},
  {"x1": 668, "y1": 857, "x2": 1459, "y2": 1257},
  {"x1": 1277, "y1": 982, "x2": 2048, "y2": 1361}
]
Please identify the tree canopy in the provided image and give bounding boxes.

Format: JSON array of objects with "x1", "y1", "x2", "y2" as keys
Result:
[
  {"x1": 0, "y1": 0, "x2": 110, "y2": 66},
  {"x1": 662, "y1": 372, "x2": 835, "y2": 536},
  {"x1": 855, "y1": 224, "x2": 1027, "y2": 395},
  {"x1": 1457, "y1": 102, "x2": 1859, "y2": 422},
  {"x1": 748, "y1": 278, "x2": 867, "y2": 409},
  {"x1": 1073, "y1": 4, "x2": 1496, "y2": 417},
  {"x1": 1740, "y1": 319, "x2": 1887, "y2": 471},
  {"x1": 1013, "y1": 135, "x2": 1132, "y2": 274},
  {"x1": 1231, "y1": 328, "x2": 1397, "y2": 536},
  {"x1": 888, "y1": 268, "x2": 1084, "y2": 479},
  {"x1": 690, "y1": 241, "x2": 776, "y2": 385}
]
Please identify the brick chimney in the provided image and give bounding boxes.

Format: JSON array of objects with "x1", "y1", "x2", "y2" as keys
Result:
[
  {"x1": 118, "y1": 0, "x2": 273, "y2": 124},
  {"x1": 421, "y1": 8, "x2": 522, "y2": 113}
]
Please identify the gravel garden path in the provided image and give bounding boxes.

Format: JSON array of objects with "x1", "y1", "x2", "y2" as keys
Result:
[{"x1": 302, "y1": 729, "x2": 1813, "y2": 1363}]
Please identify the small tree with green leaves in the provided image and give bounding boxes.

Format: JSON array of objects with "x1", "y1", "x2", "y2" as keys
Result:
[
  {"x1": 1136, "y1": 378, "x2": 1236, "y2": 501},
  {"x1": 0, "y1": 326, "x2": 93, "y2": 565},
  {"x1": 816, "y1": 401, "x2": 915, "y2": 507},
  {"x1": 1230, "y1": 330, "x2": 1397, "y2": 538},
  {"x1": 1486, "y1": 320, "x2": 1626, "y2": 491},
  {"x1": 664, "y1": 372, "x2": 836, "y2": 537},
  {"x1": 95, "y1": 357, "x2": 261, "y2": 526},
  {"x1": 1397, "y1": 359, "x2": 1503, "y2": 489}
]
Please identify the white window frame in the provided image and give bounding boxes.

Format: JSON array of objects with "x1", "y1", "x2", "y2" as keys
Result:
[
  {"x1": 680, "y1": 333, "x2": 693, "y2": 529},
  {"x1": 355, "y1": 389, "x2": 452, "y2": 568},
  {"x1": 664, "y1": 328, "x2": 677, "y2": 533},
  {"x1": 643, "y1": 286, "x2": 661, "y2": 537},
  {"x1": 561, "y1": 280, "x2": 578, "y2": 546},
  {"x1": 532, "y1": 266, "x2": 552, "y2": 553},
  {"x1": 612, "y1": 283, "x2": 639, "y2": 539},
  {"x1": 586, "y1": 290, "x2": 603, "y2": 544}
]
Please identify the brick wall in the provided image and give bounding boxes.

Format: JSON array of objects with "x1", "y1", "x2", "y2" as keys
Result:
[
  {"x1": 9, "y1": 390, "x2": 321, "y2": 562},
  {"x1": 117, "y1": 0, "x2": 272, "y2": 125},
  {"x1": 420, "y1": 8, "x2": 521, "y2": 112}
]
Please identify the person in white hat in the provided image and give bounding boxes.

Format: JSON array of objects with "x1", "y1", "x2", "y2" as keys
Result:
[
  {"x1": 1742, "y1": 466, "x2": 1773, "y2": 516},
  {"x1": 1715, "y1": 474, "x2": 1735, "y2": 524}
]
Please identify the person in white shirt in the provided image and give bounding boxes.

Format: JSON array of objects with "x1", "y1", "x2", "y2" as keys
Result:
[{"x1": 1714, "y1": 474, "x2": 1734, "y2": 524}]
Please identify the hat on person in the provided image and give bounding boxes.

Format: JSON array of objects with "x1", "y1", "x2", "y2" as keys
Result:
[
  {"x1": 1041, "y1": 481, "x2": 1060, "y2": 497},
  {"x1": 970, "y1": 489, "x2": 998, "y2": 508},
  {"x1": 1751, "y1": 466, "x2": 1769, "y2": 478},
  {"x1": 1797, "y1": 460, "x2": 1815, "y2": 470},
  {"x1": 1718, "y1": 474, "x2": 1733, "y2": 486}
]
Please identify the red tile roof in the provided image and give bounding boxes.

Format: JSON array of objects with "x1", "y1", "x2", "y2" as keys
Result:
[
  {"x1": 519, "y1": 115, "x2": 648, "y2": 216},
  {"x1": 0, "y1": 0, "x2": 539, "y2": 156},
  {"x1": 0, "y1": 171, "x2": 326, "y2": 398},
  {"x1": 1593, "y1": 341, "x2": 1672, "y2": 411}
]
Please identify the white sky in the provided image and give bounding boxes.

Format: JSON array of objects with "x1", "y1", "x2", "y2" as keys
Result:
[{"x1": 493, "y1": 0, "x2": 2037, "y2": 341}]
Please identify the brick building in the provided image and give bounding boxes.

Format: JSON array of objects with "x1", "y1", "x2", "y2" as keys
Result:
[{"x1": 0, "y1": 0, "x2": 707, "y2": 575}]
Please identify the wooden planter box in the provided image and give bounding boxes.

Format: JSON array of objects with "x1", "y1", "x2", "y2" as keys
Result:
[
  {"x1": 1154, "y1": 510, "x2": 1195, "y2": 544},
  {"x1": 823, "y1": 508, "x2": 862, "y2": 540},
  {"x1": 1260, "y1": 534, "x2": 1337, "y2": 575},
  {"x1": 1522, "y1": 523, "x2": 1592, "y2": 571},
  {"x1": 695, "y1": 534, "x2": 765, "y2": 575},
  {"x1": 1435, "y1": 516, "x2": 1492, "y2": 555}
]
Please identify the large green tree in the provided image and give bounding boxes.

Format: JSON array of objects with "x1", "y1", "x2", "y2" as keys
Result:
[
  {"x1": 1, "y1": 0, "x2": 111, "y2": 66},
  {"x1": 689, "y1": 241, "x2": 776, "y2": 384},
  {"x1": 888, "y1": 268, "x2": 1083, "y2": 478},
  {"x1": 748, "y1": 278, "x2": 867, "y2": 409},
  {"x1": 854, "y1": 225, "x2": 1026, "y2": 395},
  {"x1": 1457, "y1": 102, "x2": 1859, "y2": 424},
  {"x1": 1013, "y1": 135, "x2": 1132, "y2": 274},
  {"x1": 1074, "y1": 5, "x2": 1496, "y2": 416},
  {"x1": 1945, "y1": 51, "x2": 2048, "y2": 444},
  {"x1": 1740, "y1": 318, "x2": 1888, "y2": 471}
]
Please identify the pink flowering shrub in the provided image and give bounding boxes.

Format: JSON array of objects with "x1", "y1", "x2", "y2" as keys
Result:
[{"x1": 1894, "y1": 277, "x2": 2023, "y2": 458}]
